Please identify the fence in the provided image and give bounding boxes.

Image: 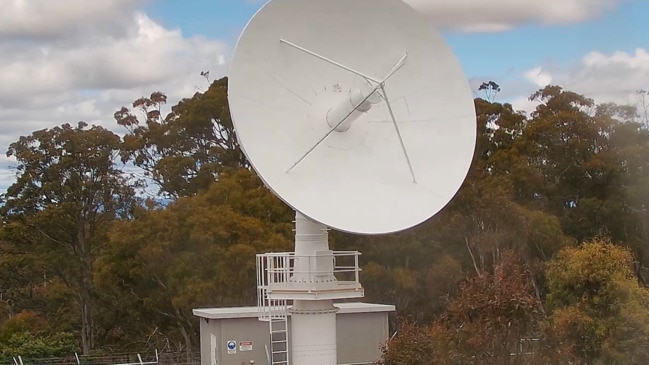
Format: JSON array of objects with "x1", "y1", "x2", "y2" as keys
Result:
[{"x1": 0, "y1": 350, "x2": 200, "y2": 365}]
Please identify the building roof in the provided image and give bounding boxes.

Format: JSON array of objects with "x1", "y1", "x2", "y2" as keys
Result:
[{"x1": 193, "y1": 302, "x2": 395, "y2": 319}]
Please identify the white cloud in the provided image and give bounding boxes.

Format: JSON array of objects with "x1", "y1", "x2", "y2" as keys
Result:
[
  {"x1": 510, "y1": 96, "x2": 541, "y2": 115},
  {"x1": 551, "y1": 48, "x2": 647, "y2": 100},
  {"x1": 404, "y1": 0, "x2": 625, "y2": 32},
  {"x1": 0, "y1": 1, "x2": 229, "y2": 193},
  {"x1": 524, "y1": 67, "x2": 553, "y2": 87},
  {"x1": 571, "y1": 48, "x2": 649, "y2": 100},
  {"x1": 0, "y1": 0, "x2": 144, "y2": 40},
  {"x1": 513, "y1": 48, "x2": 649, "y2": 113},
  {"x1": 0, "y1": 12, "x2": 228, "y2": 108}
]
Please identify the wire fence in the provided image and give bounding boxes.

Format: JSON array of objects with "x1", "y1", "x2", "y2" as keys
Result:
[{"x1": 0, "y1": 351, "x2": 200, "y2": 365}]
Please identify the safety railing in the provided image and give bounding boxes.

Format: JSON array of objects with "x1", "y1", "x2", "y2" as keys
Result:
[{"x1": 256, "y1": 251, "x2": 363, "y2": 301}]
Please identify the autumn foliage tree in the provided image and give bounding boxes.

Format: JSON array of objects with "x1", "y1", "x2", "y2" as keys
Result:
[
  {"x1": 0, "y1": 311, "x2": 78, "y2": 360},
  {"x1": 382, "y1": 252, "x2": 546, "y2": 365},
  {"x1": 0, "y1": 122, "x2": 135, "y2": 354},
  {"x1": 94, "y1": 169, "x2": 292, "y2": 355},
  {"x1": 381, "y1": 321, "x2": 451, "y2": 365},
  {"x1": 544, "y1": 238, "x2": 649, "y2": 364},
  {"x1": 115, "y1": 77, "x2": 247, "y2": 198}
]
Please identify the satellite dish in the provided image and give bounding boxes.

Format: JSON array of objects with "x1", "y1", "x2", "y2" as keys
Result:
[{"x1": 228, "y1": 0, "x2": 476, "y2": 234}]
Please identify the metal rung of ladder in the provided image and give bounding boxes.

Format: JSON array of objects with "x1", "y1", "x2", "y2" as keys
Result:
[
  {"x1": 257, "y1": 254, "x2": 290, "y2": 365},
  {"x1": 269, "y1": 316, "x2": 289, "y2": 365}
]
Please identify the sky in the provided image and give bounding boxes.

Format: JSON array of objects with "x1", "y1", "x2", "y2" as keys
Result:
[{"x1": 0, "y1": 0, "x2": 648, "y2": 193}]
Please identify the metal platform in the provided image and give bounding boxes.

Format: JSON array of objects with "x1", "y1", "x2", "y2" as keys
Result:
[{"x1": 256, "y1": 251, "x2": 364, "y2": 303}]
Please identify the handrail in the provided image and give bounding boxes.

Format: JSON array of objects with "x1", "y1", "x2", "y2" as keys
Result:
[
  {"x1": 258, "y1": 251, "x2": 362, "y2": 283},
  {"x1": 256, "y1": 251, "x2": 363, "y2": 302}
]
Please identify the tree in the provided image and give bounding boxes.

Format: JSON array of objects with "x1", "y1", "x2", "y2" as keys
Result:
[
  {"x1": 0, "y1": 238, "x2": 44, "y2": 320},
  {"x1": 95, "y1": 168, "x2": 292, "y2": 356},
  {"x1": 514, "y1": 86, "x2": 634, "y2": 242},
  {"x1": 381, "y1": 321, "x2": 452, "y2": 365},
  {"x1": 115, "y1": 77, "x2": 247, "y2": 198},
  {"x1": 473, "y1": 97, "x2": 526, "y2": 171},
  {"x1": 382, "y1": 252, "x2": 546, "y2": 365},
  {"x1": 509, "y1": 87, "x2": 649, "y2": 271},
  {"x1": 606, "y1": 118, "x2": 649, "y2": 281},
  {"x1": 0, "y1": 311, "x2": 78, "y2": 360},
  {"x1": 478, "y1": 81, "x2": 501, "y2": 102},
  {"x1": 544, "y1": 238, "x2": 649, "y2": 364},
  {"x1": 441, "y1": 252, "x2": 545, "y2": 364},
  {"x1": 449, "y1": 96, "x2": 572, "y2": 270},
  {"x1": 1, "y1": 122, "x2": 135, "y2": 354}
]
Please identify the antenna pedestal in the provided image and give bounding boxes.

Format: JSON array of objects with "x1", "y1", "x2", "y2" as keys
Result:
[
  {"x1": 256, "y1": 212, "x2": 364, "y2": 365},
  {"x1": 290, "y1": 300, "x2": 338, "y2": 365},
  {"x1": 291, "y1": 212, "x2": 338, "y2": 365}
]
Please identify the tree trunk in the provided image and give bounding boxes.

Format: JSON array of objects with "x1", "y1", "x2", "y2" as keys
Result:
[
  {"x1": 78, "y1": 228, "x2": 94, "y2": 354},
  {"x1": 80, "y1": 278, "x2": 94, "y2": 354},
  {"x1": 175, "y1": 311, "x2": 193, "y2": 363},
  {"x1": 465, "y1": 236, "x2": 481, "y2": 276}
]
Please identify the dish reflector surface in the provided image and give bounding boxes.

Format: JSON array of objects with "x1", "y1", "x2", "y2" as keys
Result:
[{"x1": 228, "y1": 0, "x2": 476, "y2": 234}]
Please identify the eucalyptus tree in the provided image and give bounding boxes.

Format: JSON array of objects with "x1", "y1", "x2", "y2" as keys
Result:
[
  {"x1": 1, "y1": 122, "x2": 136, "y2": 354},
  {"x1": 115, "y1": 77, "x2": 247, "y2": 198},
  {"x1": 96, "y1": 168, "x2": 292, "y2": 355},
  {"x1": 545, "y1": 239, "x2": 649, "y2": 364}
]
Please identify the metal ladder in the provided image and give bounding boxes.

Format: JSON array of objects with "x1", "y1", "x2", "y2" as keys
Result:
[
  {"x1": 268, "y1": 303, "x2": 289, "y2": 365},
  {"x1": 257, "y1": 254, "x2": 290, "y2": 365}
]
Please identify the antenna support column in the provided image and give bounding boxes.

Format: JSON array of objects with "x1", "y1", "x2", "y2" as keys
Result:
[
  {"x1": 290, "y1": 300, "x2": 338, "y2": 365},
  {"x1": 290, "y1": 212, "x2": 338, "y2": 365},
  {"x1": 255, "y1": 213, "x2": 364, "y2": 364}
]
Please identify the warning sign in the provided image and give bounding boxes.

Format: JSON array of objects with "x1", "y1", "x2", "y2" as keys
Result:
[
  {"x1": 226, "y1": 340, "x2": 237, "y2": 355},
  {"x1": 239, "y1": 341, "x2": 253, "y2": 351}
]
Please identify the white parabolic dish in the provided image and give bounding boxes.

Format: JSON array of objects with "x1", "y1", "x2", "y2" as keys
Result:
[{"x1": 228, "y1": 0, "x2": 476, "y2": 234}]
